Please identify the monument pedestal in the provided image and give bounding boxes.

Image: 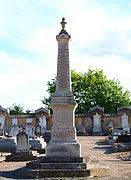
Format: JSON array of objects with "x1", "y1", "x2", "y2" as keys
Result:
[
  {"x1": 47, "y1": 93, "x2": 81, "y2": 157},
  {"x1": 47, "y1": 140, "x2": 80, "y2": 157},
  {"x1": 26, "y1": 156, "x2": 89, "y2": 178}
]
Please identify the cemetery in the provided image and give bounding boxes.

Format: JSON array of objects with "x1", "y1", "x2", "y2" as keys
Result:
[
  {"x1": 1, "y1": 104, "x2": 131, "y2": 140},
  {"x1": 0, "y1": 18, "x2": 131, "y2": 179}
]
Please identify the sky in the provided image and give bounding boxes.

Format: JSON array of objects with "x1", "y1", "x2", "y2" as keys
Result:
[{"x1": 0, "y1": 0, "x2": 131, "y2": 111}]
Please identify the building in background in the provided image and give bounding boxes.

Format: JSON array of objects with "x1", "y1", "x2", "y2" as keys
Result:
[
  {"x1": 0, "y1": 105, "x2": 49, "y2": 137},
  {"x1": 0, "y1": 105, "x2": 131, "y2": 136}
]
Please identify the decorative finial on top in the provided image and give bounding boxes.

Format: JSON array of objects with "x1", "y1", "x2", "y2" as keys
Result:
[
  {"x1": 61, "y1": 17, "x2": 67, "y2": 30},
  {"x1": 59, "y1": 17, "x2": 68, "y2": 35}
]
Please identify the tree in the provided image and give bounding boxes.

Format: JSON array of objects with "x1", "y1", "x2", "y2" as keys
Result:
[
  {"x1": 10, "y1": 104, "x2": 24, "y2": 115},
  {"x1": 42, "y1": 77, "x2": 56, "y2": 114},
  {"x1": 42, "y1": 68, "x2": 131, "y2": 114}
]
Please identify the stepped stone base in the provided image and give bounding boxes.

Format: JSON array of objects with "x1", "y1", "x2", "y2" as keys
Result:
[
  {"x1": 23, "y1": 156, "x2": 110, "y2": 178},
  {"x1": 6, "y1": 152, "x2": 38, "y2": 162},
  {"x1": 26, "y1": 156, "x2": 89, "y2": 178},
  {"x1": 25, "y1": 169, "x2": 90, "y2": 178}
]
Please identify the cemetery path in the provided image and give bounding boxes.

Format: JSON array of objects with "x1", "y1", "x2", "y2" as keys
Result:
[
  {"x1": 0, "y1": 136, "x2": 131, "y2": 179},
  {"x1": 78, "y1": 136, "x2": 131, "y2": 179}
]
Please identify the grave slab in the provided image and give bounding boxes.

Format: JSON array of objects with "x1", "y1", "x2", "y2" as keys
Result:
[{"x1": 6, "y1": 130, "x2": 38, "y2": 161}]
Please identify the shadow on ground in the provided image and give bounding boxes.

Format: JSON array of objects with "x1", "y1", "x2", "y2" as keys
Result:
[
  {"x1": 0, "y1": 167, "x2": 31, "y2": 179},
  {"x1": 94, "y1": 139, "x2": 113, "y2": 154}
]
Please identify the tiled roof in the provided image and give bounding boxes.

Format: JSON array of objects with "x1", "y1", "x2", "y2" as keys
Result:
[
  {"x1": 0, "y1": 105, "x2": 7, "y2": 112},
  {"x1": 117, "y1": 106, "x2": 131, "y2": 112},
  {"x1": 90, "y1": 105, "x2": 104, "y2": 113},
  {"x1": 35, "y1": 107, "x2": 49, "y2": 114}
]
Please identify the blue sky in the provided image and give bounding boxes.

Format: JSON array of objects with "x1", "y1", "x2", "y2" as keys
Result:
[{"x1": 0, "y1": 0, "x2": 131, "y2": 111}]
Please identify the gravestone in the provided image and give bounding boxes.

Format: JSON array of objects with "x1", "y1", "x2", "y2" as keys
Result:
[
  {"x1": 25, "y1": 124, "x2": 34, "y2": 138},
  {"x1": 16, "y1": 130, "x2": 29, "y2": 153},
  {"x1": 108, "y1": 121, "x2": 114, "y2": 129},
  {"x1": 0, "y1": 123, "x2": 4, "y2": 136},
  {"x1": 0, "y1": 138, "x2": 16, "y2": 152},
  {"x1": 10, "y1": 125, "x2": 19, "y2": 137},
  {"x1": 29, "y1": 137, "x2": 46, "y2": 154},
  {"x1": 43, "y1": 131, "x2": 51, "y2": 143},
  {"x1": 0, "y1": 115, "x2": 5, "y2": 129},
  {"x1": 0, "y1": 115, "x2": 5, "y2": 136},
  {"x1": 122, "y1": 112, "x2": 129, "y2": 132},
  {"x1": 39, "y1": 115, "x2": 47, "y2": 132},
  {"x1": 93, "y1": 113, "x2": 102, "y2": 133},
  {"x1": 6, "y1": 129, "x2": 37, "y2": 161},
  {"x1": 117, "y1": 135, "x2": 131, "y2": 143},
  {"x1": 35, "y1": 124, "x2": 42, "y2": 136}
]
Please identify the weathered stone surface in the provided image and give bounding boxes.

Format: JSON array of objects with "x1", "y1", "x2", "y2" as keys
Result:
[
  {"x1": 10, "y1": 126, "x2": 19, "y2": 137},
  {"x1": 6, "y1": 130, "x2": 38, "y2": 161},
  {"x1": 6, "y1": 152, "x2": 37, "y2": 162},
  {"x1": 47, "y1": 21, "x2": 80, "y2": 157},
  {"x1": 43, "y1": 131, "x2": 51, "y2": 143},
  {"x1": 16, "y1": 130, "x2": 29, "y2": 153},
  {"x1": 0, "y1": 138, "x2": 16, "y2": 153},
  {"x1": 56, "y1": 34, "x2": 71, "y2": 92},
  {"x1": 17, "y1": 168, "x2": 90, "y2": 178},
  {"x1": 112, "y1": 142, "x2": 131, "y2": 152},
  {"x1": 26, "y1": 156, "x2": 89, "y2": 178},
  {"x1": 24, "y1": 18, "x2": 109, "y2": 179},
  {"x1": 29, "y1": 138, "x2": 46, "y2": 154},
  {"x1": 121, "y1": 112, "x2": 130, "y2": 132},
  {"x1": 27, "y1": 162, "x2": 87, "y2": 169},
  {"x1": 29, "y1": 138, "x2": 46, "y2": 149},
  {"x1": 25, "y1": 124, "x2": 34, "y2": 138},
  {"x1": 93, "y1": 113, "x2": 102, "y2": 133},
  {"x1": 47, "y1": 141, "x2": 81, "y2": 157},
  {"x1": 32, "y1": 156, "x2": 84, "y2": 163}
]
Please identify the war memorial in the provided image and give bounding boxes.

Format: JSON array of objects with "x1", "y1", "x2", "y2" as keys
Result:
[{"x1": 26, "y1": 18, "x2": 90, "y2": 178}]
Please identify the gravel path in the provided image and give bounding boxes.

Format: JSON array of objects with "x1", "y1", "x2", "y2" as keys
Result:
[
  {"x1": 0, "y1": 136, "x2": 131, "y2": 179},
  {"x1": 79, "y1": 136, "x2": 131, "y2": 179}
]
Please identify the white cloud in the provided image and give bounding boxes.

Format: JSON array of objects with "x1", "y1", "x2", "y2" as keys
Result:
[
  {"x1": 0, "y1": 0, "x2": 131, "y2": 110},
  {"x1": 70, "y1": 52, "x2": 131, "y2": 92},
  {"x1": 22, "y1": 28, "x2": 57, "y2": 55},
  {"x1": 0, "y1": 51, "x2": 55, "y2": 110}
]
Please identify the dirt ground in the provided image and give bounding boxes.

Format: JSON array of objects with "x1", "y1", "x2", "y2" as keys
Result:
[
  {"x1": 79, "y1": 136, "x2": 131, "y2": 179},
  {"x1": 0, "y1": 136, "x2": 131, "y2": 179}
]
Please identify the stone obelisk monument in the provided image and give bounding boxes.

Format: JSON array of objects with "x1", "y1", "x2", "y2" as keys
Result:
[
  {"x1": 47, "y1": 17, "x2": 81, "y2": 157},
  {"x1": 26, "y1": 18, "x2": 90, "y2": 178}
]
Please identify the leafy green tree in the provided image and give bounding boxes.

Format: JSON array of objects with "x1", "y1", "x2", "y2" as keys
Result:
[
  {"x1": 10, "y1": 104, "x2": 24, "y2": 115},
  {"x1": 42, "y1": 77, "x2": 56, "y2": 113},
  {"x1": 42, "y1": 68, "x2": 131, "y2": 114}
]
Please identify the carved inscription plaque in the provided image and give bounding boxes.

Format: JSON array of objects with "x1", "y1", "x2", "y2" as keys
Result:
[{"x1": 51, "y1": 128, "x2": 75, "y2": 140}]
